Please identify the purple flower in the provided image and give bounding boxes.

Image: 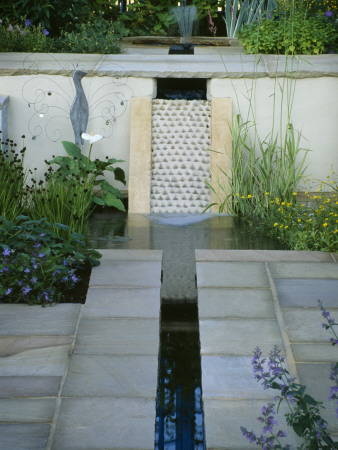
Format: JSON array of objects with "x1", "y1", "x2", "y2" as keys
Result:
[
  {"x1": 325, "y1": 10, "x2": 333, "y2": 17},
  {"x1": 25, "y1": 19, "x2": 31, "y2": 26},
  {"x1": 32, "y1": 277, "x2": 38, "y2": 284},
  {"x1": 42, "y1": 29, "x2": 49, "y2": 35},
  {"x1": 71, "y1": 274, "x2": 79, "y2": 283},
  {"x1": 8, "y1": 25, "x2": 13, "y2": 32},
  {"x1": 240, "y1": 426, "x2": 257, "y2": 443},
  {"x1": 22, "y1": 285, "x2": 32, "y2": 296},
  {"x1": 2, "y1": 248, "x2": 11, "y2": 257},
  {"x1": 24, "y1": 268, "x2": 31, "y2": 274},
  {"x1": 39, "y1": 233, "x2": 45, "y2": 237},
  {"x1": 5, "y1": 288, "x2": 12, "y2": 295}
]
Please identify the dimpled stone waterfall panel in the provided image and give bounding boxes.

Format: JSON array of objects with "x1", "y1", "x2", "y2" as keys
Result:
[{"x1": 151, "y1": 99, "x2": 211, "y2": 213}]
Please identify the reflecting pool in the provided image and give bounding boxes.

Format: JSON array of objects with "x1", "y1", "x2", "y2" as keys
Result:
[{"x1": 87, "y1": 211, "x2": 285, "y2": 449}]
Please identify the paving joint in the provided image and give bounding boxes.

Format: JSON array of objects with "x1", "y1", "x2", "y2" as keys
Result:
[
  {"x1": 265, "y1": 262, "x2": 299, "y2": 382},
  {"x1": 45, "y1": 304, "x2": 84, "y2": 450}
]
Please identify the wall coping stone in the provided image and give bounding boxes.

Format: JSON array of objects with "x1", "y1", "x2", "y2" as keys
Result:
[{"x1": 0, "y1": 51, "x2": 337, "y2": 79}]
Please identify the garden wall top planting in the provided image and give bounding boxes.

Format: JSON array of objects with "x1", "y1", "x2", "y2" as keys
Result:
[{"x1": 0, "y1": 51, "x2": 337, "y2": 79}]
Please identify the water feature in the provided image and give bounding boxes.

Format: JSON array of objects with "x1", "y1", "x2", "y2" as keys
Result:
[
  {"x1": 87, "y1": 211, "x2": 285, "y2": 448},
  {"x1": 169, "y1": 1, "x2": 198, "y2": 54}
]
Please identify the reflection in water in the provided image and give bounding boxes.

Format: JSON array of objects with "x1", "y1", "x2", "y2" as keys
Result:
[
  {"x1": 87, "y1": 211, "x2": 285, "y2": 449},
  {"x1": 156, "y1": 303, "x2": 204, "y2": 449}
]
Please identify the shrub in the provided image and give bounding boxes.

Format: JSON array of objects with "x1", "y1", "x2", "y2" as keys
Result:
[
  {"x1": 0, "y1": 0, "x2": 94, "y2": 36},
  {"x1": 238, "y1": 10, "x2": 337, "y2": 54},
  {"x1": 0, "y1": 136, "x2": 28, "y2": 220},
  {"x1": 0, "y1": 215, "x2": 101, "y2": 305},
  {"x1": 262, "y1": 171, "x2": 338, "y2": 252},
  {"x1": 119, "y1": 0, "x2": 177, "y2": 36},
  {"x1": 0, "y1": 18, "x2": 51, "y2": 52},
  {"x1": 52, "y1": 16, "x2": 126, "y2": 54},
  {"x1": 27, "y1": 138, "x2": 126, "y2": 238}
]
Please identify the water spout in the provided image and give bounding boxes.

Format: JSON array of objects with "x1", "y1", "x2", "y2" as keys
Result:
[{"x1": 171, "y1": 1, "x2": 198, "y2": 44}]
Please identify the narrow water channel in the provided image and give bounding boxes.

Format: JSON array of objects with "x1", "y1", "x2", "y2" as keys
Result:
[{"x1": 87, "y1": 212, "x2": 284, "y2": 449}]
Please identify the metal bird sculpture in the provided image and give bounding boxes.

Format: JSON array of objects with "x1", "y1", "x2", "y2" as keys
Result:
[
  {"x1": 70, "y1": 70, "x2": 89, "y2": 146},
  {"x1": 22, "y1": 55, "x2": 133, "y2": 143}
]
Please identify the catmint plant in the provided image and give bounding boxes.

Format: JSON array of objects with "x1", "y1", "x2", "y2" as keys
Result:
[
  {"x1": 241, "y1": 345, "x2": 337, "y2": 449},
  {"x1": 319, "y1": 300, "x2": 338, "y2": 419}
]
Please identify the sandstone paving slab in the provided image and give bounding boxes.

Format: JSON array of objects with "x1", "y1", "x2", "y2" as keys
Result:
[
  {"x1": 296, "y1": 363, "x2": 338, "y2": 433},
  {"x1": 89, "y1": 260, "x2": 162, "y2": 287},
  {"x1": 74, "y1": 318, "x2": 159, "y2": 355},
  {"x1": 0, "y1": 423, "x2": 50, "y2": 450},
  {"x1": 282, "y1": 308, "x2": 334, "y2": 342},
  {"x1": 200, "y1": 319, "x2": 284, "y2": 355},
  {"x1": 195, "y1": 249, "x2": 333, "y2": 262},
  {"x1": 203, "y1": 399, "x2": 301, "y2": 449},
  {"x1": 0, "y1": 398, "x2": 56, "y2": 422},
  {"x1": 83, "y1": 287, "x2": 160, "y2": 318},
  {"x1": 0, "y1": 376, "x2": 61, "y2": 397},
  {"x1": 196, "y1": 262, "x2": 269, "y2": 288},
  {"x1": 274, "y1": 279, "x2": 338, "y2": 306},
  {"x1": 269, "y1": 262, "x2": 338, "y2": 279},
  {"x1": 62, "y1": 354, "x2": 157, "y2": 398},
  {"x1": 0, "y1": 335, "x2": 72, "y2": 357},
  {"x1": 0, "y1": 304, "x2": 80, "y2": 335},
  {"x1": 198, "y1": 288, "x2": 275, "y2": 319},
  {"x1": 97, "y1": 249, "x2": 162, "y2": 261},
  {"x1": 53, "y1": 397, "x2": 155, "y2": 449},
  {"x1": 291, "y1": 343, "x2": 337, "y2": 362},
  {"x1": 202, "y1": 356, "x2": 272, "y2": 399},
  {"x1": 0, "y1": 343, "x2": 70, "y2": 376}
]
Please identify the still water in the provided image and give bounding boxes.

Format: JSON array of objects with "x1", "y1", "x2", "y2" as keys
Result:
[{"x1": 87, "y1": 211, "x2": 284, "y2": 449}]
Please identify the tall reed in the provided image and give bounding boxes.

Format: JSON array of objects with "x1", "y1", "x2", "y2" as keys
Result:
[{"x1": 207, "y1": 52, "x2": 309, "y2": 220}]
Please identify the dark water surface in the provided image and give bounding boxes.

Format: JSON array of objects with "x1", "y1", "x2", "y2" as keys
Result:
[{"x1": 87, "y1": 211, "x2": 284, "y2": 449}]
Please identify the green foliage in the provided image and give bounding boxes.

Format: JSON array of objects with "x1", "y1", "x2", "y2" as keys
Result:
[
  {"x1": 0, "y1": 18, "x2": 51, "y2": 52},
  {"x1": 120, "y1": 0, "x2": 177, "y2": 36},
  {"x1": 0, "y1": 0, "x2": 103, "y2": 36},
  {"x1": 0, "y1": 137, "x2": 28, "y2": 220},
  {"x1": 238, "y1": 10, "x2": 337, "y2": 54},
  {"x1": 27, "y1": 140, "x2": 126, "y2": 238},
  {"x1": 52, "y1": 16, "x2": 126, "y2": 54},
  {"x1": 0, "y1": 215, "x2": 101, "y2": 305}
]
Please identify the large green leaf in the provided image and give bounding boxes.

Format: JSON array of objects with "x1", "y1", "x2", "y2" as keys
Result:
[{"x1": 62, "y1": 141, "x2": 82, "y2": 159}]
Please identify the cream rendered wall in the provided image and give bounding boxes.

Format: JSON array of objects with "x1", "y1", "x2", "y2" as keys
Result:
[
  {"x1": 209, "y1": 77, "x2": 338, "y2": 186},
  {"x1": 0, "y1": 72, "x2": 337, "y2": 191}
]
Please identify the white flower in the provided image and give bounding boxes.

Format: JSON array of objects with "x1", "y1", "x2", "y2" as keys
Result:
[{"x1": 81, "y1": 133, "x2": 103, "y2": 144}]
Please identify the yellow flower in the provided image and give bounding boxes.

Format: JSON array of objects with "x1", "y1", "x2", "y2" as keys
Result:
[
  {"x1": 323, "y1": 223, "x2": 328, "y2": 227},
  {"x1": 284, "y1": 225, "x2": 288, "y2": 229},
  {"x1": 265, "y1": 192, "x2": 269, "y2": 195},
  {"x1": 274, "y1": 223, "x2": 278, "y2": 227},
  {"x1": 247, "y1": 194, "x2": 252, "y2": 199},
  {"x1": 292, "y1": 192, "x2": 297, "y2": 196}
]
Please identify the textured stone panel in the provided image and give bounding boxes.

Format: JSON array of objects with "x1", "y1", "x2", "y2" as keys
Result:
[{"x1": 151, "y1": 99, "x2": 211, "y2": 213}]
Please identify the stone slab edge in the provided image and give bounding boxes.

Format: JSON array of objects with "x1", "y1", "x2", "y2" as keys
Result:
[
  {"x1": 195, "y1": 249, "x2": 335, "y2": 262},
  {"x1": 0, "y1": 53, "x2": 337, "y2": 78}
]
